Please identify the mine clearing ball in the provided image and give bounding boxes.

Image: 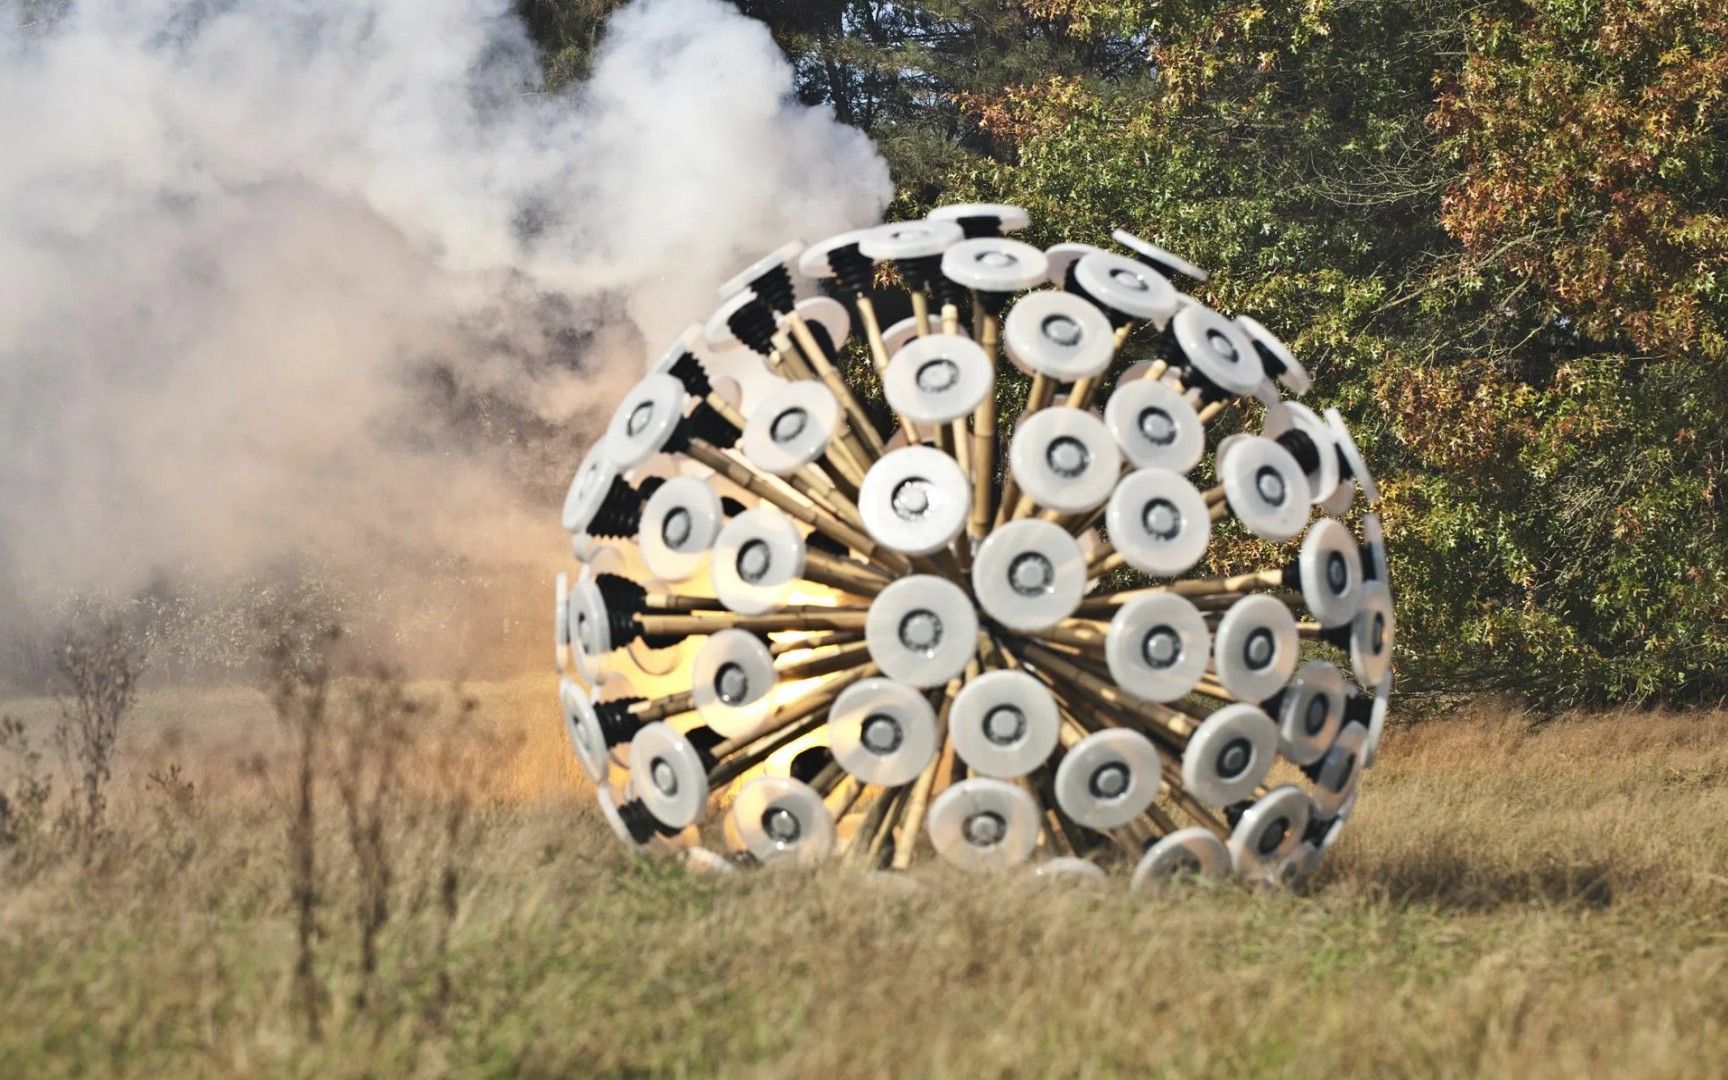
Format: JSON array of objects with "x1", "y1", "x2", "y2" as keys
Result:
[{"x1": 555, "y1": 207, "x2": 1395, "y2": 886}]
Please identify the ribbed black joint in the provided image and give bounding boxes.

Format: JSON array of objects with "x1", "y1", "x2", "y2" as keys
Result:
[
  {"x1": 667, "y1": 400, "x2": 740, "y2": 453},
  {"x1": 977, "y1": 288, "x2": 1015, "y2": 317},
  {"x1": 720, "y1": 496, "x2": 748, "y2": 518},
  {"x1": 617, "y1": 797, "x2": 678, "y2": 843},
  {"x1": 588, "y1": 477, "x2": 652, "y2": 539},
  {"x1": 898, "y1": 254, "x2": 941, "y2": 293},
  {"x1": 727, "y1": 299, "x2": 780, "y2": 356},
  {"x1": 806, "y1": 531, "x2": 847, "y2": 558},
  {"x1": 831, "y1": 246, "x2": 875, "y2": 296},
  {"x1": 666, "y1": 351, "x2": 712, "y2": 396},
  {"x1": 1277, "y1": 429, "x2": 1323, "y2": 474},
  {"x1": 955, "y1": 214, "x2": 1001, "y2": 239},
  {"x1": 686, "y1": 725, "x2": 724, "y2": 771},
  {"x1": 1252, "y1": 342, "x2": 1289, "y2": 378},
  {"x1": 595, "y1": 698, "x2": 646, "y2": 746},
  {"x1": 749, "y1": 265, "x2": 797, "y2": 315}
]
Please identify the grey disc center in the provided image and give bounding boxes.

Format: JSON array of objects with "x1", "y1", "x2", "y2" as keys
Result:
[
  {"x1": 737, "y1": 539, "x2": 772, "y2": 584},
  {"x1": 917, "y1": 357, "x2": 960, "y2": 393},
  {"x1": 899, "y1": 610, "x2": 943, "y2": 654},
  {"x1": 1142, "y1": 626, "x2": 1181, "y2": 669},
  {"x1": 762, "y1": 807, "x2": 802, "y2": 844},
  {"x1": 861, "y1": 713, "x2": 905, "y2": 754},
  {"x1": 891, "y1": 477, "x2": 933, "y2": 521},
  {"x1": 983, "y1": 705, "x2": 1027, "y2": 746},
  {"x1": 963, "y1": 810, "x2": 1007, "y2": 847},
  {"x1": 1142, "y1": 497, "x2": 1182, "y2": 541},
  {"x1": 1047, "y1": 435, "x2": 1090, "y2": 478},
  {"x1": 1137, "y1": 406, "x2": 1177, "y2": 446},
  {"x1": 770, "y1": 406, "x2": 809, "y2": 444},
  {"x1": 1008, "y1": 551, "x2": 1056, "y2": 597}
]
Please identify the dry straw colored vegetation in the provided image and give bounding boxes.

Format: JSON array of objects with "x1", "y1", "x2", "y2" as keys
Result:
[{"x1": 1, "y1": 668, "x2": 1725, "y2": 1078}]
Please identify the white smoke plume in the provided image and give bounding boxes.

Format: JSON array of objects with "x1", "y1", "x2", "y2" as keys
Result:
[{"x1": 0, "y1": 0, "x2": 892, "y2": 679}]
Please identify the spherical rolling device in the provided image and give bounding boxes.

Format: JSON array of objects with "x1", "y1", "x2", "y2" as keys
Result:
[{"x1": 555, "y1": 208, "x2": 1395, "y2": 886}]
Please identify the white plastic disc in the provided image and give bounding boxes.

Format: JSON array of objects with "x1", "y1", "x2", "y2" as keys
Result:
[
  {"x1": 1213, "y1": 594, "x2": 1300, "y2": 702},
  {"x1": 639, "y1": 475, "x2": 724, "y2": 582},
  {"x1": 1045, "y1": 242, "x2": 1106, "y2": 286},
  {"x1": 1220, "y1": 436, "x2": 1312, "y2": 541},
  {"x1": 729, "y1": 776, "x2": 836, "y2": 865},
  {"x1": 1347, "y1": 580, "x2": 1395, "y2": 685},
  {"x1": 926, "y1": 778, "x2": 1041, "y2": 872},
  {"x1": 1264, "y1": 401, "x2": 1341, "y2": 505},
  {"x1": 1228, "y1": 784, "x2": 1313, "y2": 879},
  {"x1": 1277, "y1": 660, "x2": 1346, "y2": 766},
  {"x1": 718, "y1": 239, "x2": 804, "y2": 301},
  {"x1": 950, "y1": 670, "x2": 1060, "y2": 778},
  {"x1": 882, "y1": 315, "x2": 920, "y2": 356},
  {"x1": 1002, "y1": 291, "x2": 1116, "y2": 380},
  {"x1": 1170, "y1": 304, "x2": 1264, "y2": 396},
  {"x1": 554, "y1": 572, "x2": 572, "y2": 674},
  {"x1": 568, "y1": 579, "x2": 614, "y2": 681},
  {"x1": 1362, "y1": 671, "x2": 1393, "y2": 768},
  {"x1": 1362, "y1": 512, "x2": 1389, "y2": 584},
  {"x1": 1104, "y1": 379, "x2": 1204, "y2": 473},
  {"x1": 1181, "y1": 703, "x2": 1279, "y2": 806},
  {"x1": 941, "y1": 237, "x2": 1050, "y2": 294},
  {"x1": 1297, "y1": 518, "x2": 1366, "y2": 628},
  {"x1": 691, "y1": 629, "x2": 778, "y2": 739},
  {"x1": 712, "y1": 507, "x2": 806, "y2": 616},
  {"x1": 604, "y1": 374, "x2": 688, "y2": 468},
  {"x1": 1106, "y1": 468, "x2": 1211, "y2": 577},
  {"x1": 1105, "y1": 593, "x2": 1210, "y2": 703},
  {"x1": 884, "y1": 334, "x2": 994, "y2": 424},
  {"x1": 828, "y1": 677, "x2": 939, "y2": 786},
  {"x1": 929, "y1": 203, "x2": 1032, "y2": 234},
  {"x1": 682, "y1": 847, "x2": 738, "y2": 875},
  {"x1": 1236, "y1": 314, "x2": 1311, "y2": 396},
  {"x1": 1008, "y1": 407, "x2": 1121, "y2": 514},
  {"x1": 1033, "y1": 857, "x2": 1107, "y2": 882},
  {"x1": 1053, "y1": 727, "x2": 1162, "y2": 829},
  {"x1": 628, "y1": 722, "x2": 711, "y2": 830},
  {"x1": 561, "y1": 442, "x2": 617, "y2": 534},
  {"x1": 1073, "y1": 251, "x2": 1181, "y2": 328},
  {"x1": 799, "y1": 229, "x2": 872, "y2": 279},
  {"x1": 970, "y1": 519, "x2": 1086, "y2": 632},
  {"x1": 1131, "y1": 827, "x2": 1232, "y2": 889},
  {"x1": 1312, "y1": 722, "x2": 1367, "y2": 817},
  {"x1": 743, "y1": 379, "x2": 840, "y2": 477},
  {"x1": 858, "y1": 445, "x2": 970, "y2": 556},
  {"x1": 560, "y1": 677, "x2": 611, "y2": 782},
  {"x1": 1324, "y1": 407, "x2": 1380, "y2": 505},
  {"x1": 859, "y1": 219, "x2": 964, "y2": 262},
  {"x1": 647, "y1": 323, "x2": 707, "y2": 377},
  {"x1": 864, "y1": 575, "x2": 978, "y2": 688},
  {"x1": 1112, "y1": 229, "x2": 1209, "y2": 283},
  {"x1": 1318, "y1": 478, "x2": 1358, "y2": 517},
  {"x1": 797, "y1": 296, "x2": 852, "y2": 352}
]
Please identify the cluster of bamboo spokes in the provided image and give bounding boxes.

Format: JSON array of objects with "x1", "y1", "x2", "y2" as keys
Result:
[{"x1": 556, "y1": 205, "x2": 1392, "y2": 888}]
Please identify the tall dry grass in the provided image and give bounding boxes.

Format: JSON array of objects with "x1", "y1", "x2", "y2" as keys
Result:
[{"x1": 0, "y1": 679, "x2": 1724, "y2": 1078}]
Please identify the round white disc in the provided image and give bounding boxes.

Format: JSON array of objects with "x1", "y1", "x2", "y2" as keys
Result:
[
  {"x1": 718, "y1": 239, "x2": 804, "y2": 301},
  {"x1": 1264, "y1": 401, "x2": 1341, "y2": 505},
  {"x1": 1032, "y1": 857, "x2": 1107, "y2": 882},
  {"x1": 1362, "y1": 671, "x2": 1393, "y2": 768},
  {"x1": 1297, "y1": 518, "x2": 1366, "y2": 628},
  {"x1": 858, "y1": 445, "x2": 970, "y2": 556},
  {"x1": 1170, "y1": 303, "x2": 1264, "y2": 396},
  {"x1": 568, "y1": 579, "x2": 613, "y2": 681},
  {"x1": 1104, "y1": 378, "x2": 1203, "y2": 473},
  {"x1": 628, "y1": 722, "x2": 711, "y2": 830},
  {"x1": 941, "y1": 237, "x2": 1050, "y2": 293},
  {"x1": 1181, "y1": 703, "x2": 1278, "y2": 806},
  {"x1": 1008, "y1": 407, "x2": 1121, "y2": 513},
  {"x1": 1220, "y1": 436, "x2": 1312, "y2": 541},
  {"x1": 1131, "y1": 827, "x2": 1232, "y2": 889},
  {"x1": 928, "y1": 203, "x2": 1032, "y2": 233},
  {"x1": 1072, "y1": 251, "x2": 1180, "y2": 327},
  {"x1": 603, "y1": 374, "x2": 688, "y2": 468},
  {"x1": 638, "y1": 476, "x2": 723, "y2": 582},
  {"x1": 561, "y1": 442, "x2": 617, "y2": 535},
  {"x1": 926, "y1": 778, "x2": 1041, "y2": 872},
  {"x1": 799, "y1": 229, "x2": 872, "y2": 279},
  {"x1": 1002, "y1": 290, "x2": 1116, "y2": 380},
  {"x1": 859, "y1": 219, "x2": 964, "y2": 262},
  {"x1": 864, "y1": 575, "x2": 979, "y2": 688},
  {"x1": 743, "y1": 379, "x2": 840, "y2": 476},
  {"x1": 1111, "y1": 228, "x2": 1209, "y2": 282},
  {"x1": 1213, "y1": 593, "x2": 1300, "y2": 702},
  {"x1": 691, "y1": 629, "x2": 778, "y2": 739},
  {"x1": 1362, "y1": 512, "x2": 1389, "y2": 584},
  {"x1": 950, "y1": 670, "x2": 1060, "y2": 778},
  {"x1": 1312, "y1": 721, "x2": 1367, "y2": 817},
  {"x1": 559, "y1": 677, "x2": 611, "y2": 782},
  {"x1": 554, "y1": 572, "x2": 571, "y2": 674},
  {"x1": 1105, "y1": 592, "x2": 1210, "y2": 703},
  {"x1": 729, "y1": 776, "x2": 836, "y2": 865},
  {"x1": 1228, "y1": 784, "x2": 1314, "y2": 880},
  {"x1": 1348, "y1": 580, "x2": 1395, "y2": 686},
  {"x1": 1324, "y1": 407, "x2": 1380, "y2": 505},
  {"x1": 1044, "y1": 242, "x2": 1107, "y2": 286},
  {"x1": 1276, "y1": 660, "x2": 1346, "y2": 766},
  {"x1": 827, "y1": 677, "x2": 939, "y2": 786},
  {"x1": 884, "y1": 334, "x2": 994, "y2": 424},
  {"x1": 1106, "y1": 468, "x2": 1211, "y2": 577},
  {"x1": 712, "y1": 506, "x2": 806, "y2": 616},
  {"x1": 1053, "y1": 727, "x2": 1162, "y2": 829},
  {"x1": 1236, "y1": 314, "x2": 1311, "y2": 395},
  {"x1": 796, "y1": 296, "x2": 852, "y2": 352},
  {"x1": 970, "y1": 519, "x2": 1086, "y2": 632}
]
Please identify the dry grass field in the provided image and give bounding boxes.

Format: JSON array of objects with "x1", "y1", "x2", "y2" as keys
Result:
[{"x1": 1, "y1": 675, "x2": 1725, "y2": 1078}]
